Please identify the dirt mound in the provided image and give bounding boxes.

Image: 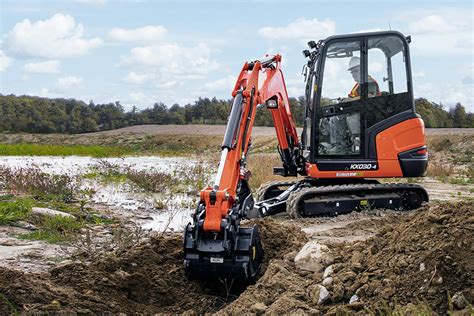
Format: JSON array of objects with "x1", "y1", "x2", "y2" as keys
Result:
[
  {"x1": 327, "y1": 200, "x2": 474, "y2": 313},
  {"x1": 223, "y1": 200, "x2": 474, "y2": 314},
  {"x1": 0, "y1": 219, "x2": 306, "y2": 314},
  {"x1": 1, "y1": 236, "x2": 221, "y2": 314}
]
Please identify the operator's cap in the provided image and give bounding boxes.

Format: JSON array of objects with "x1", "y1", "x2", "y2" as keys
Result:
[{"x1": 348, "y1": 56, "x2": 360, "y2": 71}]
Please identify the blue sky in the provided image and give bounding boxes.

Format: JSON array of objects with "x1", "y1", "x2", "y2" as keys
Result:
[{"x1": 1, "y1": 0, "x2": 473, "y2": 111}]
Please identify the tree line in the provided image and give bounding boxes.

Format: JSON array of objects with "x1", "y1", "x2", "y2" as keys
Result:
[{"x1": 0, "y1": 94, "x2": 472, "y2": 134}]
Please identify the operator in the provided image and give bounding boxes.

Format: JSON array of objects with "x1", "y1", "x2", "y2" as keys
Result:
[{"x1": 347, "y1": 56, "x2": 381, "y2": 99}]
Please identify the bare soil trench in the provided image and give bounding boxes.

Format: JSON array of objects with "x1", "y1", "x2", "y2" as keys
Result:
[{"x1": 1, "y1": 200, "x2": 473, "y2": 315}]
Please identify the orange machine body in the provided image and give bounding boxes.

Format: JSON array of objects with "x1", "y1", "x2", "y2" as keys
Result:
[{"x1": 306, "y1": 118, "x2": 426, "y2": 178}]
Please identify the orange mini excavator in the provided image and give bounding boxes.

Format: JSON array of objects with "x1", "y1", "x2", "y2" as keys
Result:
[{"x1": 183, "y1": 31, "x2": 428, "y2": 281}]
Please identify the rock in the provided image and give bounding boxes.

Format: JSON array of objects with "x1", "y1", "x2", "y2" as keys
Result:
[
  {"x1": 294, "y1": 241, "x2": 333, "y2": 272},
  {"x1": 452, "y1": 291, "x2": 467, "y2": 310},
  {"x1": 57, "y1": 259, "x2": 74, "y2": 267},
  {"x1": 322, "y1": 277, "x2": 333, "y2": 287},
  {"x1": 51, "y1": 299, "x2": 61, "y2": 308},
  {"x1": 16, "y1": 221, "x2": 37, "y2": 231},
  {"x1": 350, "y1": 252, "x2": 364, "y2": 267},
  {"x1": 31, "y1": 207, "x2": 76, "y2": 219},
  {"x1": 323, "y1": 265, "x2": 334, "y2": 279},
  {"x1": 0, "y1": 238, "x2": 32, "y2": 246},
  {"x1": 332, "y1": 280, "x2": 346, "y2": 301},
  {"x1": 356, "y1": 284, "x2": 369, "y2": 297},
  {"x1": 419, "y1": 262, "x2": 425, "y2": 272},
  {"x1": 339, "y1": 271, "x2": 357, "y2": 283},
  {"x1": 250, "y1": 302, "x2": 267, "y2": 314},
  {"x1": 310, "y1": 284, "x2": 330, "y2": 305},
  {"x1": 434, "y1": 276, "x2": 443, "y2": 285},
  {"x1": 349, "y1": 295, "x2": 359, "y2": 304}
]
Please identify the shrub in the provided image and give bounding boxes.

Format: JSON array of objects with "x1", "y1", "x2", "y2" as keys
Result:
[{"x1": 0, "y1": 166, "x2": 77, "y2": 202}]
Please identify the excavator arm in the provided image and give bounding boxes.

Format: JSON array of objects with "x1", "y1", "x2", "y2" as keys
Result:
[{"x1": 183, "y1": 54, "x2": 300, "y2": 281}]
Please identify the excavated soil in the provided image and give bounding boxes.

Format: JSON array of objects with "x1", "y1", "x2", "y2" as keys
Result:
[
  {"x1": 223, "y1": 200, "x2": 474, "y2": 315},
  {"x1": 1, "y1": 201, "x2": 473, "y2": 314},
  {"x1": 0, "y1": 219, "x2": 307, "y2": 315}
]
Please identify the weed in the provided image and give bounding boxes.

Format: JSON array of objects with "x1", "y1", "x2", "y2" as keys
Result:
[
  {"x1": 427, "y1": 162, "x2": 454, "y2": 179},
  {"x1": 246, "y1": 153, "x2": 290, "y2": 190},
  {"x1": 126, "y1": 168, "x2": 173, "y2": 193},
  {"x1": 0, "y1": 293, "x2": 18, "y2": 315},
  {"x1": 0, "y1": 166, "x2": 78, "y2": 202},
  {"x1": 0, "y1": 198, "x2": 32, "y2": 224},
  {"x1": 0, "y1": 194, "x2": 15, "y2": 201},
  {"x1": 427, "y1": 136, "x2": 453, "y2": 152},
  {"x1": 20, "y1": 215, "x2": 83, "y2": 243},
  {"x1": 176, "y1": 159, "x2": 213, "y2": 195},
  {"x1": 86, "y1": 159, "x2": 128, "y2": 183}
]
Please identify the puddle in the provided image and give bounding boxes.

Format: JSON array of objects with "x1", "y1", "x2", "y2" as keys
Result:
[{"x1": 0, "y1": 156, "x2": 189, "y2": 175}]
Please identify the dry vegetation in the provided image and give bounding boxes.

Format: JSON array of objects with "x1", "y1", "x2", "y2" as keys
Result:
[{"x1": 426, "y1": 133, "x2": 473, "y2": 184}]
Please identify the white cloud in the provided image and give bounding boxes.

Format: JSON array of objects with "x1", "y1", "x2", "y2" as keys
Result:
[
  {"x1": 412, "y1": 71, "x2": 426, "y2": 78},
  {"x1": 57, "y1": 76, "x2": 83, "y2": 90},
  {"x1": 0, "y1": 50, "x2": 13, "y2": 72},
  {"x1": 24, "y1": 60, "x2": 60, "y2": 74},
  {"x1": 121, "y1": 42, "x2": 219, "y2": 78},
  {"x1": 354, "y1": 28, "x2": 384, "y2": 33},
  {"x1": 394, "y1": 9, "x2": 472, "y2": 56},
  {"x1": 5, "y1": 13, "x2": 102, "y2": 59},
  {"x1": 201, "y1": 75, "x2": 235, "y2": 94},
  {"x1": 409, "y1": 15, "x2": 456, "y2": 34},
  {"x1": 285, "y1": 75, "x2": 305, "y2": 98},
  {"x1": 124, "y1": 72, "x2": 150, "y2": 84},
  {"x1": 109, "y1": 25, "x2": 167, "y2": 43},
  {"x1": 74, "y1": 0, "x2": 107, "y2": 5},
  {"x1": 258, "y1": 17, "x2": 336, "y2": 40}
]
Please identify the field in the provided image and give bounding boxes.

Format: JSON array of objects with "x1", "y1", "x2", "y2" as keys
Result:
[{"x1": 0, "y1": 125, "x2": 473, "y2": 314}]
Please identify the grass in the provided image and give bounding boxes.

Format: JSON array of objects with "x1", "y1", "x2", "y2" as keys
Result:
[
  {"x1": 0, "y1": 197, "x2": 32, "y2": 224},
  {"x1": 0, "y1": 143, "x2": 131, "y2": 157},
  {"x1": 20, "y1": 214, "x2": 84, "y2": 243}
]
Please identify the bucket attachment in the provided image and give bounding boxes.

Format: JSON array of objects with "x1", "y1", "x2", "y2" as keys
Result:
[{"x1": 183, "y1": 205, "x2": 264, "y2": 282}]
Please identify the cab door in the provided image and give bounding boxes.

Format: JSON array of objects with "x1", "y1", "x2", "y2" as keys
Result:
[{"x1": 312, "y1": 38, "x2": 366, "y2": 167}]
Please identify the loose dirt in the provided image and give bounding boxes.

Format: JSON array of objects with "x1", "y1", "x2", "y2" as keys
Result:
[
  {"x1": 0, "y1": 219, "x2": 307, "y2": 314},
  {"x1": 2, "y1": 201, "x2": 473, "y2": 314}
]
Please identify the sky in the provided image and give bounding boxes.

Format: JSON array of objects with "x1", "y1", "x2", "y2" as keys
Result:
[{"x1": 0, "y1": 0, "x2": 473, "y2": 111}]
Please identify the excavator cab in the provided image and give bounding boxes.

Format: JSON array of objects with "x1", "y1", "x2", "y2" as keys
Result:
[{"x1": 304, "y1": 31, "x2": 423, "y2": 171}]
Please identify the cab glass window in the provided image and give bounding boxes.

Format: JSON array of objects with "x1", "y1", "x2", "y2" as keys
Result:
[
  {"x1": 367, "y1": 36, "x2": 408, "y2": 95},
  {"x1": 320, "y1": 40, "x2": 361, "y2": 105},
  {"x1": 317, "y1": 40, "x2": 362, "y2": 156},
  {"x1": 366, "y1": 35, "x2": 411, "y2": 127}
]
